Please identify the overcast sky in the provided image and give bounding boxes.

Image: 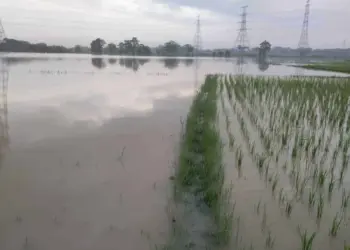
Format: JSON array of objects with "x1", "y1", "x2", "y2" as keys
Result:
[{"x1": 0, "y1": 0, "x2": 349, "y2": 49}]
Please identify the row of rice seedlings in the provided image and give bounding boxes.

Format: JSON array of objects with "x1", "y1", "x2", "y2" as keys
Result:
[{"x1": 173, "y1": 74, "x2": 233, "y2": 248}]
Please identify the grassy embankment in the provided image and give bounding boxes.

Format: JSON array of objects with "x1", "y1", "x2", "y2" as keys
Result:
[
  {"x1": 165, "y1": 75, "x2": 232, "y2": 249},
  {"x1": 297, "y1": 61, "x2": 350, "y2": 74}
]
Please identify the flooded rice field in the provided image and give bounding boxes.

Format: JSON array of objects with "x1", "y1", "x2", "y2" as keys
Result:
[
  {"x1": 0, "y1": 54, "x2": 349, "y2": 250},
  {"x1": 218, "y1": 75, "x2": 350, "y2": 250}
]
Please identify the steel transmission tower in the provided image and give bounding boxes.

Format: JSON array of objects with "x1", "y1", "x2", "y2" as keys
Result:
[
  {"x1": 194, "y1": 15, "x2": 202, "y2": 57},
  {"x1": 0, "y1": 19, "x2": 6, "y2": 43},
  {"x1": 235, "y1": 6, "x2": 250, "y2": 52},
  {"x1": 298, "y1": 0, "x2": 311, "y2": 55}
]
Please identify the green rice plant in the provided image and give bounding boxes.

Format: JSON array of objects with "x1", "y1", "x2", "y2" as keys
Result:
[
  {"x1": 220, "y1": 81, "x2": 224, "y2": 93},
  {"x1": 311, "y1": 146, "x2": 318, "y2": 162},
  {"x1": 329, "y1": 213, "x2": 342, "y2": 237},
  {"x1": 285, "y1": 200, "x2": 293, "y2": 218},
  {"x1": 292, "y1": 144, "x2": 298, "y2": 159},
  {"x1": 297, "y1": 227, "x2": 316, "y2": 250},
  {"x1": 236, "y1": 148, "x2": 243, "y2": 177},
  {"x1": 265, "y1": 230, "x2": 275, "y2": 249},
  {"x1": 225, "y1": 113, "x2": 230, "y2": 131},
  {"x1": 344, "y1": 241, "x2": 350, "y2": 250},
  {"x1": 317, "y1": 194, "x2": 324, "y2": 222},
  {"x1": 318, "y1": 170, "x2": 327, "y2": 188},
  {"x1": 341, "y1": 189, "x2": 350, "y2": 211},
  {"x1": 256, "y1": 200, "x2": 261, "y2": 215},
  {"x1": 229, "y1": 132, "x2": 235, "y2": 150},
  {"x1": 282, "y1": 163, "x2": 287, "y2": 173},
  {"x1": 272, "y1": 175, "x2": 279, "y2": 196},
  {"x1": 265, "y1": 165, "x2": 270, "y2": 183},
  {"x1": 258, "y1": 155, "x2": 266, "y2": 172},
  {"x1": 279, "y1": 188, "x2": 285, "y2": 205},
  {"x1": 328, "y1": 173, "x2": 336, "y2": 200},
  {"x1": 307, "y1": 189, "x2": 315, "y2": 207},
  {"x1": 261, "y1": 204, "x2": 267, "y2": 232},
  {"x1": 250, "y1": 143, "x2": 255, "y2": 155}
]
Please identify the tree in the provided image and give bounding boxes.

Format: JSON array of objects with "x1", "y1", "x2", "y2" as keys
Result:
[
  {"x1": 107, "y1": 43, "x2": 118, "y2": 55},
  {"x1": 74, "y1": 45, "x2": 82, "y2": 53},
  {"x1": 90, "y1": 38, "x2": 106, "y2": 54},
  {"x1": 164, "y1": 41, "x2": 180, "y2": 55},
  {"x1": 225, "y1": 50, "x2": 231, "y2": 57},
  {"x1": 212, "y1": 51, "x2": 216, "y2": 57},
  {"x1": 123, "y1": 40, "x2": 133, "y2": 55},
  {"x1": 183, "y1": 44, "x2": 194, "y2": 56},
  {"x1": 258, "y1": 40, "x2": 271, "y2": 60},
  {"x1": 131, "y1": 37, "x2": 139, "y2": 55},
  {"x1": 137, "y1": 44, "x2": 152, "y2": 56},
  {"x1": 118, "y1": 42, "x2": 125, "y2": 55},
  {"x1": 105, "y1": 43, "x2": 117, "y2": 55}
]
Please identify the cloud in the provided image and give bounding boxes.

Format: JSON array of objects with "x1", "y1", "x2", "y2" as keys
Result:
[{"x1": 0, "y1": 0, "x2": 349, "y2": 48}]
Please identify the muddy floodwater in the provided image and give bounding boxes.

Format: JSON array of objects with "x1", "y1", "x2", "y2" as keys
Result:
[{"x1": 0, "y1": 54, "x2": 347, "y2": 250}]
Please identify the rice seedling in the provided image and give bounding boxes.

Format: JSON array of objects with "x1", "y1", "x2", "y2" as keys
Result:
[
  {"x1": 236, "y1": 148, "x2": 243, "y2": 177},
  {"x1": 256, "y1": 200, "x2": 261, "y2": 215},
  {"x1": 341, "y1": 189, "x2": 350, "y2": 211},
  {"x1": 308, "y1": 190, "x2": 316, "y2": 210},
  {"x1": 318, "y1": 170, "x2": 327, "y2": 188},
  {"x1": 272, "y1": 175, "x2": 279, "y2": 196},
  {"x1": 229, "y1": 132, "x2": 235, "y2": 151},
  {"x1": 297, "y1": 227, "x2": 316, "y2": 250},
  {"x1": 279, "y1": 188, "x2": 285, "y2": 205},
  {"x1": 282, "y1": 163, "x2": 287, "y2": 173},
  {"x1": 261, "y1": 204, "x2": 267, "y2": 232},
  {"x1": 345, "y1": 241, "x2": 350, "y2": 250},
  {"x1": 285, "y1": 200, "x2": 293, "y2": 218},
  {"x1": 265, "y1": 230, "x2": 275, "y2": 249},
  {"x1": 258, "y1": 156, "x2": 266, "y2": 171},
  {"x1": 317, "y1": 194, "x2": 324, "y2": 223},
  {"x1": 329, "y1": 213, "x2": 342, "y2": 237}
]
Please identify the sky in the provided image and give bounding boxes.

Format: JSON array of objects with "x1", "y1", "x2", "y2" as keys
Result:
[{"x1": 0, "y1": 0, "x2": 349, "y2": 49}]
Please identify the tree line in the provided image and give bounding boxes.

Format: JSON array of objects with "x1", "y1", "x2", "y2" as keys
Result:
[{"x1": 0, "y1": 37, "x2": 196, "y2": 56}]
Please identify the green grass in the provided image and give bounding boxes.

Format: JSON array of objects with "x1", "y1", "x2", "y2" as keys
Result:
[
  {"x1": 174, "y1": 74, "x2": 232, "y2": 246},
  {"x1": 297, "y1": 61, "x2": 350, "y2": 74}
]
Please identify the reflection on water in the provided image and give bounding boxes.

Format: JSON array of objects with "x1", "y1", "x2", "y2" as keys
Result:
[
  {"x1": 0, "y1": 59, "x2": 9, "y2": 174},
  {"x1": 91, "y1": 58, "x2": 107, "y2": 69},
  {"x1": 108, "y1": 58, "x2": 117, "y2": 65},
  {"x1": 256, "y1": 57, "x2": 270, "y2": 72},
  {"x1": 162, "y1": 58, "x2": 180, "y2": 70},
  {"x1": 117, "y1": 58, "x2": 150, "y2": 72},
  {"x1": 235, "y1": 56, "x2": 246, "y2": 75},
  {"x1": 183, "y1": 58, "x2": 194, "y2": 67}
]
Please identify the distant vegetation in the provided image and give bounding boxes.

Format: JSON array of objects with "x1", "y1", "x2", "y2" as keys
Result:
[
  {"x1": 297, "y1": 61, "x2": 350, "y2": 74},
  {"x1": 1, "y1": 37, "x2": 350, "y2": 59}
]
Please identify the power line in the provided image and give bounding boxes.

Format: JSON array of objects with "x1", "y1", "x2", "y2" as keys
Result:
[
  {"x1": 234, "y1": 6, "x2": 250, "y2": 52},
  {"x1": 0, "y1": 19, "x2": 6, "y2": 43},
  {"x1": 298, "y1": 0, "x2": 310, "y2": 50},
  {"x1": 193, "y1": 15, "x2": 202, "y2": 57}
]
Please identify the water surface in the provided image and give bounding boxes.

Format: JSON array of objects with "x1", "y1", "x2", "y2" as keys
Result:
[{"x1": 0, "y1": 54, "x2": 346, "y2": 250}]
